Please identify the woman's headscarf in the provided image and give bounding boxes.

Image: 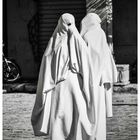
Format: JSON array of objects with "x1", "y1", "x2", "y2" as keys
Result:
[
  {"x1": 80, "y1": 13, "x2": 101, "y2": 37},
  {"x1": 44, "y1": 13, "x2": 75, "y2": 56}
]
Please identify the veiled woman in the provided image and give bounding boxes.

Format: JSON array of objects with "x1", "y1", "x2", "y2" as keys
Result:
[
  {"x1": 80, "y1": 13, "x2": 118, "y2": 140},
  {"x1": 31, "y1": 13, "x2": 96, "y2": 140}
]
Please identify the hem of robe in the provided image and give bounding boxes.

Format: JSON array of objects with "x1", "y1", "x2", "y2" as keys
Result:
[{"x1": 32, "y1": 126, "x2": 48, "y2": 136}]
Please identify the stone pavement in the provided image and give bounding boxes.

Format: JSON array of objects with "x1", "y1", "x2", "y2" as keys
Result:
[
  {"x1": 3, "y1": 93, "x2": 49, "y2": 140},
  {"x1": 3, "y1": 84, "x2": 137, "y2": 140}
]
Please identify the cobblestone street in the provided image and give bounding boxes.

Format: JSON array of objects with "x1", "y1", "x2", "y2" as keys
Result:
[
  {"x1": 3, "y1": 87, "x2": 137, "y2": 140},
  {"x1": 3, "y1": 93, "x2": 49, "y2": 140}
]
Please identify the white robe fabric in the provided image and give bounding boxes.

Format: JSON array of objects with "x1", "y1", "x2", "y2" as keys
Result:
[
  {"x1": 80, "y1": 13, "x2": 118, "y2": 140},
  {"x1": 31, "y1": 13, "x2": 97, "y2": 140}
]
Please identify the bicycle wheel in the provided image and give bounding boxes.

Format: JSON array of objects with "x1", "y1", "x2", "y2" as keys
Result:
[{"x1": 3, "y1": 60, "x2": 20, "y2": 82}]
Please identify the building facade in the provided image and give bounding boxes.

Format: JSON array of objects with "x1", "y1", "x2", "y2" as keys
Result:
[{"x1": 3, "y1": 0, "x2": 137, "y2": 81}]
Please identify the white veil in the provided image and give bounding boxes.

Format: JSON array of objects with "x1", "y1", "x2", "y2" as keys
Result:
[{"x1": 31, "y1": 13, "x2": 95, "y2": 137}]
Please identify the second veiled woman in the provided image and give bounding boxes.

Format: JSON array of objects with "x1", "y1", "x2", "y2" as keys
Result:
[{"x1": 80, "y1": 13, "x2": 118, "y2": 140}]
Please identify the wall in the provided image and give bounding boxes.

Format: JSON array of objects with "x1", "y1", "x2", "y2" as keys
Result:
[
  {"x1": 7, "y1": 0, "x2": 38, "y2": 80},
  {"x1": 6, "y1": 0, "x2": 137, "y2": 80},
  {"x1": 6, "y1": 0, "x2": 86, "y2": 80},
  {"x1": 113, "y1": 0, "x2": 137, "y2": 65}
]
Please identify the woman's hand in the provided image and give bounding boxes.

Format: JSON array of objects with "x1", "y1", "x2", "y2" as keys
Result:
[{"x1": 104, "y1": 83, "x2": 111, "y2": 91}]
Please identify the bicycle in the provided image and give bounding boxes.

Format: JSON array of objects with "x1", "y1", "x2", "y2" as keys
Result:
[{"x1": 3, "y1": 53, "x2": 21, "y2": 83}]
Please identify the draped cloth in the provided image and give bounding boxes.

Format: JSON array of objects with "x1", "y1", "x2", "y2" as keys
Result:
[
  {"x1": 31, "y1": 13, "x2": 96, "y2": 140},
  {"x1": 80, "y1": 13, "x2": 117, "y2": 140}
]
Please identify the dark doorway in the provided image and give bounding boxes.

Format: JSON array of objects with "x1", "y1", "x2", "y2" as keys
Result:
[
  {"x1": 113, "y1": 0, "x2": 137, "y2": 82},
  {"x1": 113, "y1": 0, "x2": 137, "y2": 64}
]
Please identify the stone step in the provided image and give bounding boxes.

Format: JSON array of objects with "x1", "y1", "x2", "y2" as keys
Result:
[{"x1": 3, "y1": 83, "x2": 137, "y2": 93}]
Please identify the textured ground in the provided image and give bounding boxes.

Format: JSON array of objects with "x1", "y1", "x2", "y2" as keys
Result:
[
  {"x1": 3, "y1": 89, "x2": 137, "y2": 140},
  {"x1": 3, "y1": 93, "x2": 48, "y2": 140}
]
